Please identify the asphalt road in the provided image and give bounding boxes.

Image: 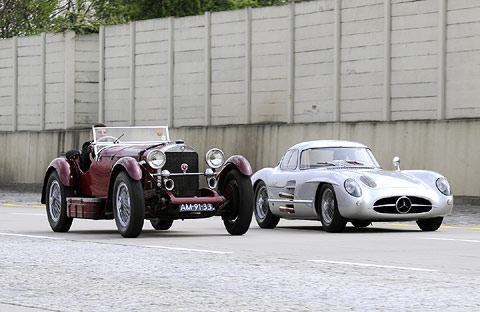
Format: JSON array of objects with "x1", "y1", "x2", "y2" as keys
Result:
[{"x1": 0, "y1": 190, "x2": 479, "y2": 311}]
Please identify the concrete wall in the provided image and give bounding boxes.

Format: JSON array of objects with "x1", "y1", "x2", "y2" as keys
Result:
[
  {"x1": 0, "y1": 120, "x2": 478, "y2": 197},
  {"x1": 2, "y1": 1, "x2": 480, "y2": 128},
  {"x1": 0, "y1": 32, "x2": 99, "y2": 130},
  {"x1": 95, "y1": 0, "x2": 480, "y2": 127}
]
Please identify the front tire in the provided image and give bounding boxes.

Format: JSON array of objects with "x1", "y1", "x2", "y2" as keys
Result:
[
  {"x1": 150, "y1": 219, "x2": 174, "y2": 230},
  {"x1": 254, "y1": 181, "x2": 280, "y2": 229},
  {"x1": 318, "y1": 184, "x2": 347, "y2": 233},
  {"x1": 46, "y1": 171, "x2": 73, "y2": 232},
  {"x1": 113, "y1": 171, "x2": 145, "y2": 238},
  {"x1": 417, "y1": 217, "x2": 443, "y2": 231},
  {"x1": 220, "y1": 169, "x2": 253, "y2": 235}
]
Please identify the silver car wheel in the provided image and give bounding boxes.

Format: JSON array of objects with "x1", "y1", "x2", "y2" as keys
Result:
[
  {"x1": 255, "y1": 185, "x2": 269, "y2": 221},
  {"x1": 115, "y1": 182, "x2": 131, "y2": 227},
  {"x1": 321, "y1": 188, "x2": 335, "y2": 225},
  {"x1": 48, "y1": 180, "x2": 61, "y2": 223}
]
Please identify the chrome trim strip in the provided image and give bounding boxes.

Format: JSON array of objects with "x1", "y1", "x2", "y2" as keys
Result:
[{"x1": 268, "y1": 198, "x2": 313, "y2": 204}]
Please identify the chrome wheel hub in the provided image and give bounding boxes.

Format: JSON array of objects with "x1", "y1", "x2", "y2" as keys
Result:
[
  {"x1": 256, "y1": 186, "x2": 269, "y2": 220},
  {"x1": 321, "y1": 189, "x2": 335, "y2": 225},
  {"x1": 49, "y1": 180, "x2": 61, "y2": 222},
  {"x1": 116, "y1": 182, "x2": 131, "y2": 227}
]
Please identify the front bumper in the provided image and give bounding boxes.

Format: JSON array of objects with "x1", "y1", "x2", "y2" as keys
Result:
[{"x1": 335, "y1": 186, "x2": 454, "y2": 221}]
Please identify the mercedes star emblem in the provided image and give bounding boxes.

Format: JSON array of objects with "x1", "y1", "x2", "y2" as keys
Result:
[{"x1": 395, "y1": 196, "x2": 412, "y2": 214}]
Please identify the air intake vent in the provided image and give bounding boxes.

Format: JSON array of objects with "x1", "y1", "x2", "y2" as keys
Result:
[{"x1": 373, "y1": 196, "x2": 432, "y2": 214}]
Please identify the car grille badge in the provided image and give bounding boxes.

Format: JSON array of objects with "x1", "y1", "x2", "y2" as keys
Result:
[{"x1": 181, "y1": 163, "x2": 188, "y2": 173}]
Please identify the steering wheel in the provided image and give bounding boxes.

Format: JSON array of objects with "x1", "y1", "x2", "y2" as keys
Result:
[{"x1": 96, "y1": 135, "x2": 119, "y2": 142}]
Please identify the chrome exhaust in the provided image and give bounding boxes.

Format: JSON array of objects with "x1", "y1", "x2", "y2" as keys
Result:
[
  {"x1": 164, "y1": 178, "x2": 174, "y2": 191},
  {"x1": 207, "y1": 177, "x2": 217, "y2": 189}
]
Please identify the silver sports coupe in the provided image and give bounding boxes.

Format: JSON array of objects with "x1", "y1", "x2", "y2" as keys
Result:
[{"x1": 251, "y1": 140, "x2": 453, "y2": 232}]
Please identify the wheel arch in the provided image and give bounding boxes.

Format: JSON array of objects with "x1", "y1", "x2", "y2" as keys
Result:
[
  {"x1": 314, "y1": 182, "x2": 328, "y2": 217},
  {"x1": 217, "y1": 155, "x2": 252, "y2": 191},
  {"x1": 41, "y1": 158, "x2": 75, "y2": 204},
  {"x1": 106, "y1": 158, "x2": 143, "y2": 214}
]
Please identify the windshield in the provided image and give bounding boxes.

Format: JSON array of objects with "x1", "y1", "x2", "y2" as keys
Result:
[
  {"x1": 300, "y1": 147, "x2": 380, "y2": 169},
  {"x1": 93, "y1": 126, "x2": 170, "y2": 152}
]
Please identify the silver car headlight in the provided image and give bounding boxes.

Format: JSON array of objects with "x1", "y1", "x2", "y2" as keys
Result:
[
  {"x1": 146, "y1": 150, "x2": 166, "y2": 169},
  {"x1": 436, "y1": 177, "x2": 451, "y2": 196},
  {"x1": 344, "y1": 178, "x2": 362, "y2": 197},
  {"x1": 206, "y1": 148, "x2": 224, "y2": 169}
]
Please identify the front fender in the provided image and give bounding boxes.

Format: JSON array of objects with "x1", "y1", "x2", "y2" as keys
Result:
[
  {"x1": 41, "y1": 158, "x2": 75, "y2": 204},
  {"x1": 112, "y1": 157, "x2": 142, "y2": 181},
  {"x1": 217, "y1": 155, "x2": 253, "y2": 191}
]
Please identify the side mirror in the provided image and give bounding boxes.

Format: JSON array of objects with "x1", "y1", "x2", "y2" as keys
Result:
[{"x1": 392, "y1": 156, "x2": 400, "y2": 171}]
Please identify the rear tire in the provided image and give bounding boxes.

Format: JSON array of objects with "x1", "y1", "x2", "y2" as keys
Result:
[
  {"x1": 318, "y1": 184, "x2": 347, "y2": 233},
  {"x1": 254, "y1": 181, "x2": 280, "y2": 229},
  {"x1": 220, "y1": 169, "x2": 253, "y2": 235},
  {"x1": 417, "y1": 217, "x2": 443, "y2": 231},
  {"x1": 113, "y1": 171, "x2": 145, "y2": 238},
  {"x1": 46, "y1": 171, "x2": 73, "y2": 232},
  {"x1": 150, "y1": 219, "x2": 174, "y2": 230}
]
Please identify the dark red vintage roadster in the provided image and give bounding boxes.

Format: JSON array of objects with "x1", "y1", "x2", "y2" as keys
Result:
[{"x1": 41, "y1": 126, "x2": 254, "y2": 238}]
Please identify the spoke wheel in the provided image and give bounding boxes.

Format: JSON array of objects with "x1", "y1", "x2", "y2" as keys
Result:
[
  {"x1": 115, "y1": 182, "x2": 131, "y2": 228},
  {"x1": 220, "y1": 169, "x2": 253, "y2": 235},
  {"x1": 318, "y1": 184, "x2": 347, "y2": 233},
  {"x1": 254, "y1": 181, "x2": 279, "y2": 229},
  {"x1": 113, "y1": 171, "x2": 145, "y2": 238},
  {"x1": 45, "y1": 171, "x2": 73, "y2": 232}
]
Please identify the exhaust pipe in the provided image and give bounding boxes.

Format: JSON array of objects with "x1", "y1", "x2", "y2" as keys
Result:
[{"x1": 164, "y1": 178, "x2": 174, "y2": 191}]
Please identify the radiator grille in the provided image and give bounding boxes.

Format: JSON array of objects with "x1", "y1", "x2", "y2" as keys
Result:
[
  {"x1": 164, "y1": 151, "x2": 199, "y2": 197},
  {"x1": 373, "y1": 196, "x2": 432, "y2": 214}
]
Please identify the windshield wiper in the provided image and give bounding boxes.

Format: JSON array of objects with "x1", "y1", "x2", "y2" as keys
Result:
[
  {"x1": 316, "y1": 162, "x2": 336, "y2": 166},
  {"x1": 114, "y1": 133, "x2": 125, "y2": 144},
  {"x1": 345, "y1": 160, "x2": 364, "y2": 165}
]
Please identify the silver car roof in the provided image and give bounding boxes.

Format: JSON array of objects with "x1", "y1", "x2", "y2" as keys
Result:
[{"x1": 289, "y1": 140, "x2": 368, "y2": 151}]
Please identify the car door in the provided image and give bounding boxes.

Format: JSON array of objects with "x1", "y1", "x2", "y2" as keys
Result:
[{"x1": 267, "y1": 149, "x2": 298, "y2": 216}]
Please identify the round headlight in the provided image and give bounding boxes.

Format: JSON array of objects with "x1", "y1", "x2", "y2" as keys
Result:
[
  {"x1": 206, "y1": 148, "x2": 224, "y2": 169},
  {"x1": 436, "y1": 177, "x2": 451, "y2": 196},
  {"x1": 344, "y1": 178, "x2": 362, "y2": 197},
  {"x1": 146, "y1": 150, "x2": 166, "y2": 169}
]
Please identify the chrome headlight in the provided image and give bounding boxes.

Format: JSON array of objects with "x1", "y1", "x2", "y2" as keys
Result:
[
  {"x1": 206, "y1": 148, "x2": 224, "y2": 169},
  {"x1": 436, "y1": 177, "x2": 451, "y2": 196},
  {"x1": 344, "y1": 178, "x2": 362, "y2": 197},
  {"x1": 146, "y1": 150, "x2": 166, "y2": 169}
]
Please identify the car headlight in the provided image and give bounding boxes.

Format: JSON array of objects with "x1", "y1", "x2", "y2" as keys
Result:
[
  {"x1": 344, "y1": 178, "x2": 362, "y2": 197},
  {"x1": 206, "y1": 148, "x2": 224, "y2": 169},
  {"x1": 146, "y1": 150, "x2": 166, "y2": 169},
  {"x1": 436, "y1": 177, "x2": 451, "y2": 196}
]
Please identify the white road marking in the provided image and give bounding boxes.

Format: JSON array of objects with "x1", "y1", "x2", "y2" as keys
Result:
[
  {"x1": 422, "y1": 237, "x2": 480, "y2": 243},
  {"x1": 0, "y1": 232, "x2": 64, "y2": 240},
  {"x1": 308, "y1": 259, "x2": 438, "y2": 272},
  {"x1": 10, "y1": 213, "x2": 44, "y2": 216},
  {"x1": 0, "y1": 233, "x2": 232, "y2": 254},
  {"x1": 141, "y1": 245, "x2": 232, "y2": 254}
]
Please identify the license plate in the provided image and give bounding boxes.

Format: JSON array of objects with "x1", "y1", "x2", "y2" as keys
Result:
[{"x1": 179, "y1": 203, "x2": 215, "y2": 212}]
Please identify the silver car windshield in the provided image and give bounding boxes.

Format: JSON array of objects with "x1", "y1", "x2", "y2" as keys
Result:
[{"x1": 300, "y1": 147, "x2": 380, "y2": 169}]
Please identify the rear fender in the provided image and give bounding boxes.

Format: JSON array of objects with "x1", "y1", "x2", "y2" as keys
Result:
[
  {"x1": 41, "y1": 158, "x2": 75, "y2": 204},
  {"x1": 105, "y1": 157, "x2": 143, "y2": 213},
  {"x1": 217, "y1": 155, "x2": 253, "y2": 191}
]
